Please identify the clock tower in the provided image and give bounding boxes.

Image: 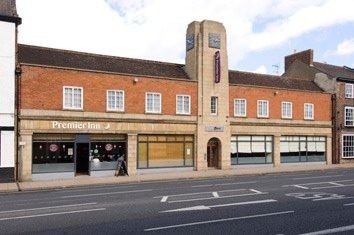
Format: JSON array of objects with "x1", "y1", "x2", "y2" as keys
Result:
[{"x1": 185, "y1": 20, "x2": 231, "y2": 170}]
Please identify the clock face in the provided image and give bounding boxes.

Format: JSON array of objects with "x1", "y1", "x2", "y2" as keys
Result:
[
  {"x1": 186, "y1": 34, "x2": 194, "y2": 51},
  {"x1": 209, "y1": 33, "x2": 221, "y2": 49}
]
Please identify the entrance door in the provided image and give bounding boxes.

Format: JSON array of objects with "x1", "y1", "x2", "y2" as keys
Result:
[
  {"x1": 76, "y1": 143, "x2": 89, "y2": 174},
  {"x1": 207, "y1": 138, "x2": 220, "y2": 168}
]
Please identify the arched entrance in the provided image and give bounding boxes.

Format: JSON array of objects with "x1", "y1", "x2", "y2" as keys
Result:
[{"x1": 207, "y1": 138, "x2": 220, "y2": 168}]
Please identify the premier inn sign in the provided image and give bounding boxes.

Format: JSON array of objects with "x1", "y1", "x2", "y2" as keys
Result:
[{"x1": 51, "y1": 121, "x2": 110, "y2": 130}]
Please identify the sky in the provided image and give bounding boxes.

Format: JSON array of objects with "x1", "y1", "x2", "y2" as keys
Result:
[{"x1": 16, "y1": 0, "x2": 354, "y2": 75}]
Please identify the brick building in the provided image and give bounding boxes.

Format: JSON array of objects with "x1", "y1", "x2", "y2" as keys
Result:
[
  {"x1": 14, "y1": 20, "x2": 333, "y2": 181},
  {"x1": 284, "y1": 49, "x2": 354, "y2": 164}
]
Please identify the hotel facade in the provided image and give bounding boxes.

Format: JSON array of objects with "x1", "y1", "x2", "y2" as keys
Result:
[{"x1": 13, "y1": 20, "x2": 333, "y2": 181}]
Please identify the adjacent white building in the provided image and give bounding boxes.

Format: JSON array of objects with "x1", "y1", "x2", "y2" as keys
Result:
[{"x1": 0, "y1": 0, "x2": 21, "y2": 182}]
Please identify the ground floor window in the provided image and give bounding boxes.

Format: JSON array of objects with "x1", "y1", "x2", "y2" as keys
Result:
[
  {"x1": 32, "y1": 134, "x2": 127, "y2": 174},
  {"x1": 342, "y1": 135, "x2": 354, "y2": 158},
  {"x1": 33, "y1": 141, "x2": 75, "y2": 173},
  {"x1": 231, "y1": 135, "x2": 273, "y2": 165},
  {"x1": 280, "y1": 136, "x2": 326, "y2": 163},
  {"x1": 138, "y1": 135, "x2": 194, "y2": 168},
  {"x1": 90, "y1": 141, "x2": 126, "y2": 170}
]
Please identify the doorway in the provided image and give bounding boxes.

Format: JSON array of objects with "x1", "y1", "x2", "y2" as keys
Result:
[
  {"x1": 76, "y1": 143, "x2": 89, "y2": 174},
  {"x1": 207, "y1": 138, "x2": 220, "y2": 168}
]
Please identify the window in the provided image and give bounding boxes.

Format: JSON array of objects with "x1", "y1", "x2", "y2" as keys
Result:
[
  {"x1": 63, "y1": 86, "x2": 83, "y2": 109},
  {"x1": 107, "y1": 90, "x2": 124, "y2": 112},
  {"x1": 345, "y1": 107, "x2": 354, "y2": 126},
  {"x1": 343, "y1": 135, "x2": 354, "y2": 158},
  {"x1": 32, "y1": 141, "x2": 75, "y2": 173},
  {"x1": 230, "y1": 136, "x2": 273, "y2": 165},
  {"x1": 146, "y1": 92, "x2": 161, "y2": 113},
  {"x1": 138, "y1": 135, "x2": 194, "y2": 168},
  {"x1": 234, "y1": 99, "x2": 247, "y2": 117},
  {"x1": 304, "y1": 103, "x2": 314, "y2": 120},
  {"x1": 211, "y1": 96, "x2": 218, "y2": 115},
  {"x1": 280, "y1": 136, "x2": 326, "y2": 163},
  {"x1": 257, "y1": 100, "x2": 269, "y2": 118},
  {"x1": 345, "y1": 83, "x2": 354, "y2": 98},
  {"x1": 91, "y1": 141, "x2": 126, "y2": 170},
  {"x1": 282, "y1": 102, "x2": 292, "y2": 119},
  {"x1": 176, "y1": 95, "x2": 190, "y2": 115}
]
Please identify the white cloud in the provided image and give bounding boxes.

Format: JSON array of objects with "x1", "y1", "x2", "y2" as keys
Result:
[
  {"x1": 16, "y1": 0, "x2": 354, "y2": 69},
  {"x1": 254, "y1": 65, "x2": 268, "y2": 74},
  {"x1": 335, "y1": 38, "x2": 354, "y2": 55}
]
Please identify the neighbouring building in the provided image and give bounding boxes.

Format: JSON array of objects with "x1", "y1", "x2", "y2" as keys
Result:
[
  {"x1": 284, "y1": 49, "x2": 354, "y2": 164},
  {"x1": 15, "y1": 20, "x2": 333, "y2": 181},
  {"x1": 0, "y1": 0, "x2": 21, "y2": 182}
]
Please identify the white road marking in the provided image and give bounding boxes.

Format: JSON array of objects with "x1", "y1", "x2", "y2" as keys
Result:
[
  {"x1": 329, "y1": 182, "x2": 344, "y2": 186},
  {"x1": 154, "y1": 189, "x2": 246, "y2": 198},
  {"x1": 61, "y1": 189, "x2": 152, "y2": 198},
  {"x1": 144, "y1": 210, "x2": 294, "y2": 231},
  {"x1": 0, "y1": 208, "x2": 106, "y2": 221},
  {"x1": 312, "y1": 184, "x2": 354, "y2": 190},
  {"x1": 293, "y1": 185, "x2": 309, "y2": 189},
  {"x1": 161, "y1": 196, "x2": 168, "y2": 203},
  {"x1": 192, "y1": 184, "x2": 213, "y2": 188},
  {"x1": 299, "y1": 224, "x2": 354, "y2": 235},
  {"x1": 0, "y1": 202, "x2": 97, "y2": 214},
  {"x1": 212, "y1": 192, "x2": 220, "y2": 198},
  {"x1": 292, "y1": 175, "x2": 343, "y2": 180},
  {"x1": 283, "y1": 180, "x2": 353, "y2": 189},
  {"x1": 191, "y1": 181, "x2": 257, "y2": 188},
  {"x1": 250, "y1": 189, "x2": 263, "y2": 194},
  {"x1": 160, "y1": 199, "x2": 277, "y2": 213}
]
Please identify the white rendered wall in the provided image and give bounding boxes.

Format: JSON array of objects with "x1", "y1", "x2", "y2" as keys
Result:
[
  {"x1": 0, "y1": 21, "x2": 16, "y2": 126},
  {"x1": 1, "y1": 131, "x2": 14, "y2": 167},
  {"x1": 0, "y1": 21, "x2": 16, "y2": 168}
]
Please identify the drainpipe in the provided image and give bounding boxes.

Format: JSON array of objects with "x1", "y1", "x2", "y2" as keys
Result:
[
  {"x1": 331, "y1": 93, "x2": 337, "y2": 164},
  {"x1": 14, "y1": 24, "x2": 21, "y2": 182}
]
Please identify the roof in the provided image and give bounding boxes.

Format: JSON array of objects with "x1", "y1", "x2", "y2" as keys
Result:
[
  {"x1": 18, "y1": 44, "x2": 190, "y2": 80},
  {"x1": 0, "y1": 0, "x2": 17, "y2": 17},
  {"x1": 18, "y1": 44, "x2": 324, "y2": 92},
  {"x1": 229, "y1": 70, "x2": 323, "y2": 92},
  {"x1": 313, "y1": 62, "x2": 354, "y2": 80}
]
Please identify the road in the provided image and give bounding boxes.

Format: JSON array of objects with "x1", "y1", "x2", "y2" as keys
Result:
[{"x1": 0, "y1": 168, "x2": 354, "y2": 234}]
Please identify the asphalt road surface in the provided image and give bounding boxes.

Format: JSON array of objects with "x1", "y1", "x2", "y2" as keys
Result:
[{"x1": 1, "y1": 168, "x2": 354, "y2": 234}]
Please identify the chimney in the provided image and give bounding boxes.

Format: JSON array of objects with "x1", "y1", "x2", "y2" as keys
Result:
[{"x1": 284, "y1": 49, "x2": 313, "y2": 72}]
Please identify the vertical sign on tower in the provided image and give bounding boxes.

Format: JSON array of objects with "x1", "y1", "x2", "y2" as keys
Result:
[{"x1": 214, "y1": 51, "x2": 221, "y2": 83}]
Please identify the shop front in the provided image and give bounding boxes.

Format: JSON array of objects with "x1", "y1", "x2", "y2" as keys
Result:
[{"x1": 32, "y1": 133, "x2": 127, "y2": 180}]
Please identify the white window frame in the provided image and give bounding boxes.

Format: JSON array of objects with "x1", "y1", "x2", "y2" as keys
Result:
[
  {"x1": 106, "y1": 90, "x2": 124, "y2": 112},
  {"x1": 345, "y1": 83, "x2": 354, "y2": 98},
  {"x1": 281, "y1": 101, "x2": 293, "y2": 119},
  {"x1": 145, "y1": 92, "x2": 161, "y2": 114},
  {"x1": 63, "y1": 86, "x2": 83, "y2": 110},
  {"x1": 234, "y1": 99, "x2": 247, "y2": 117},
  {"x1": 304, "y1": 103, "x2": 314, "y2": 120},
  {"x1": 257, "y1": 100, "x2": 269, "y2": 118},
  {"x1": 176, "y1": 95, "x2": 191, "y2": 115},
  {"x1": 342, "y1": 134, "x2": 354, "y2": 158},
  {"x1": 211, "y1": 96, "x2": 218, "y2": 115},
  {"x1": 344, "y1": 106, "x2": 354, "y2": 126}
]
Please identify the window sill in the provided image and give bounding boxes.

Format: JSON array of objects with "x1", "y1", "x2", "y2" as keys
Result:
[{"x1": 62, "y1": 108, "x2": 83, "y2": 111}]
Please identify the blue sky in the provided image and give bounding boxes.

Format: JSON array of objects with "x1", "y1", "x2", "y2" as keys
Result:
[{"x1": 16, "y1": 0, "x2": 354, "y2": 75}]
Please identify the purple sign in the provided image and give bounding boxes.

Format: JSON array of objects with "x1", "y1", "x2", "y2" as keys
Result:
[{"x1": 214, "y1": 51, "x2": 221, "y2": 83}]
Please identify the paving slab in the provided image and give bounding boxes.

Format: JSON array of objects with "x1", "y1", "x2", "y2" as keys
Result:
[{"x1": 1, "y1": 163, "x2": 354, "y2": 193}]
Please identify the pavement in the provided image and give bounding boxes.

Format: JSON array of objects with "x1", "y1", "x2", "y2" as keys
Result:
[{"x1": 1, "y1": 162, "x2": 354, "y2": 193}]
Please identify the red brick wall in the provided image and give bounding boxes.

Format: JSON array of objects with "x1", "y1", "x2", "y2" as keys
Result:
[
  {"x1": 229, "y1": 85, "x2": 331, "y2": 121},
  {"x1": 20, "y1": 66, "x2": 198, "y2": 115},
  {"x1": 284, "y1": 49, "x2": 313, "y2": 71}
]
